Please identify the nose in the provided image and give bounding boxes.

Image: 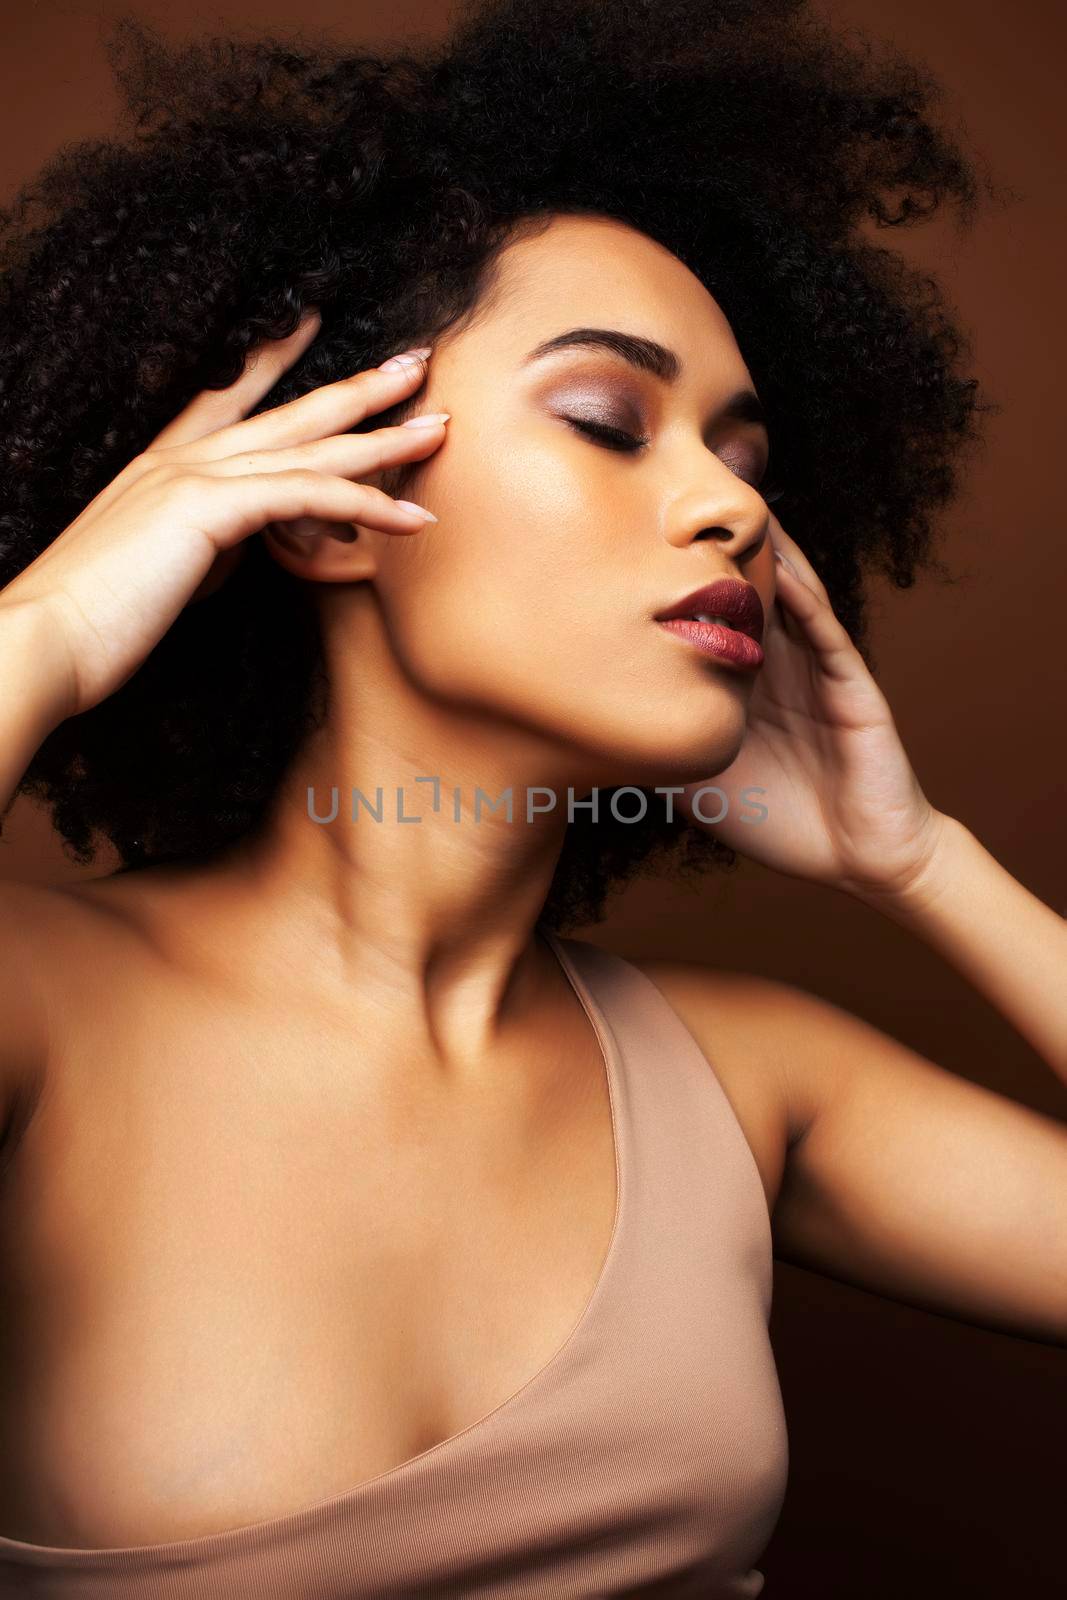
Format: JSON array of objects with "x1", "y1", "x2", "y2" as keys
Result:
[{"x1": 664, "y1": 459, "x2": 769, "y2": 566}]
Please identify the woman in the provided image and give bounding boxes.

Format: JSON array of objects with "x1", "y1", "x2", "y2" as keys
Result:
[{"x1": 0, "y1": 0, "x2": 1063, "y2": 1594}]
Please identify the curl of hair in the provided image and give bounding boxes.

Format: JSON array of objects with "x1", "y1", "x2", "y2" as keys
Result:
[{"x1": 0, "y1": 0, "x2": 988, "y2": 931}]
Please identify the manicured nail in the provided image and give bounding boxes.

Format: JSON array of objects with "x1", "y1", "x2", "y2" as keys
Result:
[
  {"x1": 396, "y1": 499, "x2": 438, "y2": 523},
  {"x1": 401, "y1": 411, "x2": 450, "y2": 428},
  {"x1": 378, "y1": 346, "x2": 432, "y2": 372},
  {"x1": 774, "y1": 550, "x2": 798, "y2": 577}
]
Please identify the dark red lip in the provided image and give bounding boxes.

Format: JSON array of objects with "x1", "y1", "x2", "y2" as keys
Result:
[{"x1": 653, "y1": 578, "x2": 764, "y2": 643}]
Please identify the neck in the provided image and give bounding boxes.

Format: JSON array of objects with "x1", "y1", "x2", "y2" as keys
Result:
[{"x1": 178, "y1": 593, "x2": 608, "y2": 1070}]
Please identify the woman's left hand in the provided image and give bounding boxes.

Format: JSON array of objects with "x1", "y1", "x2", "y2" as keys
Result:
[{"x1": 678, "y1": 514, "x2": 949, "y2": 903}]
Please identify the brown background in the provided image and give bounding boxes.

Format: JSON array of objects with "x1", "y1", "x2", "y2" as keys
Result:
[{"x1": 2, "y1": 1, "x2": 1065, "y2": 1593}]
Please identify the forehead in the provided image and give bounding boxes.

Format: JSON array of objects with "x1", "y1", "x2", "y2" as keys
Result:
[{"x1": 463, "y1": 212, "x2": 746, "y2": 375}]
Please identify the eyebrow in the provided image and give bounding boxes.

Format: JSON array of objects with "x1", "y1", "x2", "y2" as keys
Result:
[{"x1": 519, "y1": 326, "x2": 767, "y2": 428}]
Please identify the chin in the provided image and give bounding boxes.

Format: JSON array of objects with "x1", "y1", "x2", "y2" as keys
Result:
[
  {"x1": 618, "y1": 706, "x2": 748, "y2": 771},
  {"x1": 574, "y1": 725, "x2": 746, "y2": 791}
]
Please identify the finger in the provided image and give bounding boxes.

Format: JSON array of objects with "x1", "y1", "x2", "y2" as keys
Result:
[
  {"x1": 195, "y1": 414, "x2": 449, "y2": 481},
  {"x1": 768, "y1": 514, "x2": 831, "y2": 605},
  {"x1": 178, "y1": 348, "x2": 434, "y2": 461},
  {"x1": 772, "y1": 556, "x2": 857, "y2": 680},
  {"x1": 147, "y1": 308, "x2": 323, "y2": 452},
  {"x1": 181, "y1": 467, "x2": 437, "y2": 549},
  {"x1": 768, "y1": 588, "x2": 807, "y2": 650}
]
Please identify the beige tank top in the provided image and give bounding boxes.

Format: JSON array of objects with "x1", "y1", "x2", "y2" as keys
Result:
[{"x1": 0, "y1": 927, "x2": 788, "y2": 1598}]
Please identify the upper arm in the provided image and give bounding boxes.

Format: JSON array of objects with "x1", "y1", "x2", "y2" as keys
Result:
[
  {"x1": 767, "y1": 979, "x2": 1067, "y2": 1344},
  {"x1": 638, "y1": 959, "x2": 1067, "y2": 1346},
  {"x1": 0, "y1": 882, "x2": 53, "y2": 1151}
]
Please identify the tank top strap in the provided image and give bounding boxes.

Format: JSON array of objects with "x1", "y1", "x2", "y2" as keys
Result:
[{"x1": 540, "y1": 927, "x2": 775, "y2": 1323}]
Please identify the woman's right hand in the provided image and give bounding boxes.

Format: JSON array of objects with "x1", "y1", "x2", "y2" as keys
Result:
[{"x1": 0, "y1": 309, "x2": 447, "y2": 725}]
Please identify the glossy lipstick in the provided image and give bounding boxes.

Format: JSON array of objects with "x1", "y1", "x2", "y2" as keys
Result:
[{"x1": 653, "y1": 577, "x2": 765, "y2": 671}]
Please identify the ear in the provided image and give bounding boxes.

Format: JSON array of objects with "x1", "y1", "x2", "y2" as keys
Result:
[
  {"x1": 260, "y1": 518, "x2": 380, "y2": 583},
  {"x1": 186, "y1": 516, "x2": 378, "y2": 607}
]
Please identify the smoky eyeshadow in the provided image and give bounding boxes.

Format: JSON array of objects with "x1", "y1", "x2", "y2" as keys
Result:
[
  {"x1": 542, "y1": 375, "x2": 768, "y2": 483},
  {"x1": 546, "y1": 384, "x2": 643, "y2": 432}
]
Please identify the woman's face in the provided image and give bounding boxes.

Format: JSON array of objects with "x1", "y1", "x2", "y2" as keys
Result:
[{"x1": 335, "y1": 212, "x2": 778, "y2": 788}]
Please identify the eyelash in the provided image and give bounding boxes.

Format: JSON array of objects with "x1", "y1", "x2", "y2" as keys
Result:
[
  {"x1": 564, "y1": 416, "x2": 647, "y2": 453},
  {"x1": 565, "y1": 416, "x2": 787, "y2": 504}
]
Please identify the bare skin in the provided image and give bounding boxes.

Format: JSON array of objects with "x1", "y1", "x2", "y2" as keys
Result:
[{"x1": 1, "y1": 212, "x2": 1065, "y2": 1551}]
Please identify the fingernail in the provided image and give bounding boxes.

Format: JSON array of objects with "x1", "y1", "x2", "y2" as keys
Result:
[
  {"x1": 774, "y1": 550, "x2": 798, "y2": 577},
  {"x1": 378, "y1": 347, "x2": 432, "y2": 372},
  {"x1": 396, "y1": 499, "x2": 438, "y2": 523},
  {"x1": 401, "y1": 411, "x2": 450, "y2": 428}
]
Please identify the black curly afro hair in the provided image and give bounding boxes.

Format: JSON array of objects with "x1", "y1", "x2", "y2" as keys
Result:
[{"x1": 0, "y1": 0, "x2": 989, "y2": 931}]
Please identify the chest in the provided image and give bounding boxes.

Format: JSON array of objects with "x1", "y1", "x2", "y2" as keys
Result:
[{"x1": 0, "y1": 990, "x2": 618, "y2": 1548}]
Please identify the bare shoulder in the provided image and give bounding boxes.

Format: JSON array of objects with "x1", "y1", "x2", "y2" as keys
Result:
[
  {"x1": 0, "y1": 874, "x2": 89, "y2": 1016},
  {"x1": 0, "y1": 880, "x2": 70, "y2": 1145},
  {"x1": 626, "y1": 954, "x2": 823, "y2": 1215},
  {"x1": 0, "y1": 875, "x2": 139, "y2": 1147}
]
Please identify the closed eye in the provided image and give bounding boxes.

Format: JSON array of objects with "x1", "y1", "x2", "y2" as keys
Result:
[
  {"x1": 563, "y1": 416, "x2": 647, "y2": 453},
  {"x1": 565, "y1": 413, "x2": 787, "y2": 503}
]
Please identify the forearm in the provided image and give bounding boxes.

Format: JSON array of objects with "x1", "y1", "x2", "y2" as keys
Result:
[
  {"x1": 0, "y1": 599, "x2": 70, "y2": 816},
  {"x1": 857, "y1": 812, "x2": 1067, "y2": 1084}
]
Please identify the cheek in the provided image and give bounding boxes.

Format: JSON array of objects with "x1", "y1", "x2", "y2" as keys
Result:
[
  {"x1": 370, "y1": 432, "x2": 756, "y2": 770},
  {"x1": 386, "y1": 433, "x2": 620, "y2": 684}
]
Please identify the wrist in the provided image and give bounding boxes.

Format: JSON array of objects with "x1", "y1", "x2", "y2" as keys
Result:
[
  {"x1": 851, "y1": 810, "x2": 969, "y2": 924},
  {"x1": 0, "y1": 596, "x2": 76, "y2": 734}
]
